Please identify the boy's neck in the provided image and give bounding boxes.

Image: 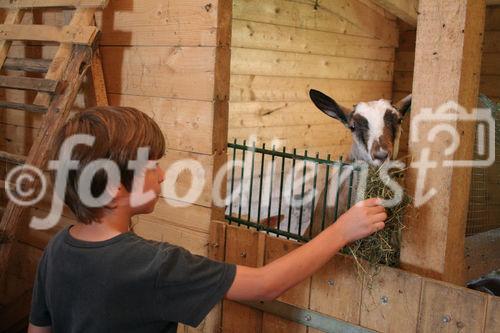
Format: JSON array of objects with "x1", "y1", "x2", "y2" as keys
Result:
[{"x1": 69, "y1": 209, "x2": 132, "y2": 242}]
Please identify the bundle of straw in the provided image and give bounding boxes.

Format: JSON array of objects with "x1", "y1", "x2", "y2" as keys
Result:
[{"x1": 341, "y1": 165, "x2": 412, "y2": 269}]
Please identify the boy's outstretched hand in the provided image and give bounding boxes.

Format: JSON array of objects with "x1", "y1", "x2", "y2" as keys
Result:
[
  {"x1": 226, "y1": 197, "x2": 387, "y2": 302},
  {"x1": 333, "y1": 198, "x2": 387, "y2": 244}
]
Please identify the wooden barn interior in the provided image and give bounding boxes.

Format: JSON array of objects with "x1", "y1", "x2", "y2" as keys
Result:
[{"x1": 0, "y1": 0, "x2": 499, "y2": 332}]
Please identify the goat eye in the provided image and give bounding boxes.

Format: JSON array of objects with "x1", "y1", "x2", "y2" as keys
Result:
[{"x1": 349, "y1": 124, "x2": 355, "y2": 131}]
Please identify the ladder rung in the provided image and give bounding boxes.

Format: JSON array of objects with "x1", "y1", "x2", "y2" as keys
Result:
[
  {"x1": 0, "y1": 180, "x2": 14, "y2": 190},
  {"x1": 0, "y1": 101, "x2": 48, "y2": 113},
  {"x1": 0, "y1": 76, "x2": 62, "y2": 93},
  {"x1": 0, "y1": 24, "x2": 98, "y2": 46},
  {"x1": 4, "y1": 58, "x2": 51, "y2": 73},
  {"x1": 0, "y1": 0, "x2": 108, "y2": 9},
  {"x1": 0, "y1": 151, "x2": 27, "y2": 165}
]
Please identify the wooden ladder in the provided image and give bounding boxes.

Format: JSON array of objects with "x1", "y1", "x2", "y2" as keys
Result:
[{"x1": 0, "y1": 0, "x2": 109, "y2": 279}]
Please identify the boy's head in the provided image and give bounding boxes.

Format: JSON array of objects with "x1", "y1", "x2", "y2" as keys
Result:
[{"x1": 52, "y1": 106, "x2": 166, "y2": 224}]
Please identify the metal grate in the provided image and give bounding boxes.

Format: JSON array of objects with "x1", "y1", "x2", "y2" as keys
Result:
[
  {"x1": 225, "y1": 140, "x2": 360, "y2": 242},
  {"x1": 466, "y1": 95, "x2": 500, "y2": 235}
]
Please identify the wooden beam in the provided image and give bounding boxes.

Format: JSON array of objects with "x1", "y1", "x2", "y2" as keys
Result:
[
  {"x1": 3, "y1": 58, "x2": 51, "y2": 73},
  {"x1": 0, "y1": 76, "x2": 61, "y2": 93},
  {"x1": 486, "y1": 0, "x2": 500, "y2": 5},
  {"x1": 400, "y1": 0, "x2": 486, "y2": 285},
  {"x1": 0, "y1": 24, "x2": 98, "y2": 45},
  {"x1": 0, "y1": 101, "x2": 48, "y2": 113},
  {"x1": 0, "y1": 151, "x2": 27, "y2": 164},
  {"x1": 373, "y1": 0, "x2": 418, "y2": 26},
  {"x1": 0, "y1": 0, "x2": 108, "y2": 8}
]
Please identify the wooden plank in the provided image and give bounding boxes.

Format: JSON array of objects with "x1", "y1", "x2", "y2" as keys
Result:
[
  {"x1": 232, "y1": 20, "x2": 395, "y2": 62},
  {"x1": 372, "y1": 0, "x2": 418, "y2": 26},
  {"x1": 222, "y1": 225, "x2": 265, "y2": 333},
  {"x1": 293, "y1": 0, "x2": 399, "y2": 46},
  {"x1": 233, "y1": 0, "x2": 373, "y2": 39},
  {"x1": 417, "y1": 279, "x2": 488, "y2": 332},
  {"x1": 485, "y1": 6, "x2": 500, "y2": 30},
  {"x1": 231, "y1": 48, "x2": 394, "y2": 82},
  {"x1": 487, "y1": 0, "x2": 500, "y2": 5},
  {"x1": 3, "y1": 57, "x2": 51, "y2": 73},
  {"x1": 0, "y1": 10, "x2": 24, "y2": 70},
  {"x1": 484, "y1": 31, "x2": 500, "y2": 53},
  {"x1": 33, "y1": 8, "x2": 95, "y2": 107},
  {"x1": 141, "y1": 199, "x2": 212, "y2": 235},
  {"x1": 485, "y1": 296, "x2": 500, "y2": 333},
  {"x1": 229, "y1": 101, "x2": 361, "y2": 128},
  {"x1": 0, "y1": 24, "x2": 98, "y2": 45},
  {"x1": 401, "y1": 0, "x2": 487, "y2": 284},
  {"x1": 229, "y1": 123, "x2": 353, "y2": 149},
  {"x1": 360, "y1": 265, "x2": 422, "y2": 332},
  {"x1": 0, "y1": 0, "x2": 108, "y2": 8},
  {"x1": 230, "y1": 75, "x2": 393, "y2": 103},
  {"x1": 109, "y1": 94, "x2": 215, "y2": 154},
  {"x1": 96, "y1": 0, "x2": 218, "y2": 47},
  {"x1": 88, "y1": 47, "x2": 107, "y2": 106},
  {"x1": 0, "y1": 44, "x2": 92, "y2": 278},
  {"x1": 0, "y1": 76, "x2": 61, "y2": 93},
  {"x1": 132, "y1": 218, "x2": 210, "y2": 256},
  {"x1": 101, "y1": 46, "x2": 216, "y2": 101},
  {"x1": 262, "y1": 236, "x2": 309, "y2": 333},
  {"x1": 0, "y1": 150, "x2": 26, "y2": 164},
  {"x1": 309, "y1": 254, "x2": 363, "y2": 325},
  {"x1": 235, "y1": 0, "x2": 398, "y2": 46},
  {"x1": 464, "y1": 228, "x2": 500, "y2": 280}
]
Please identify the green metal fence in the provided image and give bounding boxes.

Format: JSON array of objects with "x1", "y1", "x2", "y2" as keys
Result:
[{"x1": 225, "y1": 140, "x2": 360, "y2": 242}]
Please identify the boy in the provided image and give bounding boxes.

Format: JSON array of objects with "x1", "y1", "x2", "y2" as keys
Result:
[{"x1": 28, "y1": 106, "x2": 387, "y2": 333}]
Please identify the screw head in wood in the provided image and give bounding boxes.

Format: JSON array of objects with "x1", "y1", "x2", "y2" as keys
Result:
[
  {"x1": 442, "y1": 315, "x2": 451, "y2": 324},
  {"x1": 380, "y1": 295, "x2": 389, "y2": 304},
  {"x1": 327, "y1": 279, "x2": 335, "y2": 286},
  {"x1": 304, "y1": 314, "x2": 312, "y2": 322}
]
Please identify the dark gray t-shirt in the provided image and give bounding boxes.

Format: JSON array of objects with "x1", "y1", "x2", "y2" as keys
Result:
[{"x1": 30, "y1": 226, "x2": 236, "y2": 332}]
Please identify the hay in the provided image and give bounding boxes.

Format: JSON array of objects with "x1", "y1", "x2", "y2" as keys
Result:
[{"x1": 341, "y1": 165, "x2": 412, "y2": 272}]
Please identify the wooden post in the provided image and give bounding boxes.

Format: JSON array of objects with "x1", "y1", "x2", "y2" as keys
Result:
[{"x1": 400, "y1": 0, "x2": 486, "y2": 285}]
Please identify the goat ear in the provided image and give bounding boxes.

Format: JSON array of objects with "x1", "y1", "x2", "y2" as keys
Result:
[
  {"x1": 309, "y1": 89, "x2": 351, "y2": 125},
  {"x1": 394, "y1": 94, "x2": 412, "y2": 117}
]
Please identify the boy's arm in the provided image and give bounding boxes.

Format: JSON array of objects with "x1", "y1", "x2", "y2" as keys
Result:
[
  {"x1": 27, "y1": 324, "x2": 51, "y2": 333},
  {"x1": 225, "y1": 198, "x2": 386, "y2": 301}
]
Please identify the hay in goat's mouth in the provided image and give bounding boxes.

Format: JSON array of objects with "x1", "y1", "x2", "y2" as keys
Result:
[{"x1": 341, "y1": 165, "x2": 412, "y2": 270}]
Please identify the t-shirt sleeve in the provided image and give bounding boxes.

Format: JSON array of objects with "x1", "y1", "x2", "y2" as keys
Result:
[
  {"x1": 29, "y1": 250, "x2": 52, "y2": 327},
  {"x1": 154, "y1": 245, "x2": 236, "y2": 327}
]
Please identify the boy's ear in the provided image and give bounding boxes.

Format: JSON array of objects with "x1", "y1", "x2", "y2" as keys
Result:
[
  {"x1": 394, "y1": 94, "x2": 412, "y2": 117},
  {"x1": 309, "y1": 89, "x2": 352, "y2": 126}
]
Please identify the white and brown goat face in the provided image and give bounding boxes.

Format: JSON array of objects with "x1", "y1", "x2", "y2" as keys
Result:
[{"x1": 309, "y1": 89, "x2": 412, "y2": 166}]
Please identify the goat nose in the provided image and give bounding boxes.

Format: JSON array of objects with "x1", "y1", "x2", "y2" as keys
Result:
[{"x1": 374, "y1": 150, "x2": 389, "y2": 161}]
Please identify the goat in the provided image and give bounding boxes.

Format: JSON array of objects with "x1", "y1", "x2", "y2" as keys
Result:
[
  {"x1": 225, "y1": 90, "x2": 411, "y2": 239},
  {"x1": 303, "y1": 89, "x2": 412, "y2": 237}
]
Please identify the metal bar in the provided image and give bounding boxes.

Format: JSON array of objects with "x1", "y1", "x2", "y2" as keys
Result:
[
  {"x1": 228, "y1": 142, "x2": 352, "y2": 168},
  {"x1": 247, "y1": 142, "x2": 256, "y2": 228},
  {"x1": 257, "y1": 143, "x2": 265, "y2": 226},
  {"x1": 347, "y1": 166, "x2": 354, "y2": 209},
  {"x1": 228, "y1": 139, "x2": 237, "y2": 225},
  {"x1": 321, "y1": 154, "x2": 331, "y2": 232},
  {"x1": 310, "y1": 152, "x2": 319, "y2": 239},
  {"x1": 334, "y1": 156, "x2": 343, "y2": 221},
  {"x1": 266, "y1": 145, "x2": 276, "y2": 234},
  {"x1": 298, "y1": 150, "x2": 307, "y2": 236},
  {"x1": 277, "y1": 147, "x2": 286, "y2": 236},
  {"x1": 225, "y1": 215, "x2": 309, "y2": 242},
  {"x1": 238, "y1": 140, "x2": 247, "y2": 223},
  {"x1": 287, "y1": 148, "x2": 297, "y2": 238},
  {"x1": 239, "y1": 300, "x2": 376, "y2": 333}
]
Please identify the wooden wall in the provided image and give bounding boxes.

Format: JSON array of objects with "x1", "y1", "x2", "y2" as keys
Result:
[
  {"x1": 392, "y1": 7, "x2": 500, "y2": 235},
  {"x1": 219, "y1": 221, "x2": 500, "y2": 333},
  {"x1": 0, "y1": 1, "x2": 231, "y2": 332},
  {"x1": 228, "y1": 0, "x2": 399, "y2": 158}
]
